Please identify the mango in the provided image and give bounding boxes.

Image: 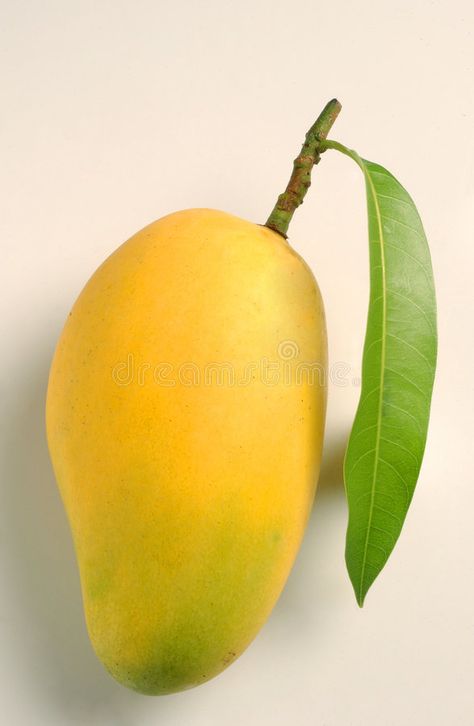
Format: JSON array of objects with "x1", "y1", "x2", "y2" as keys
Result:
[{"x1": 46, "y1": 208, "x2": 327, "y2": 694}]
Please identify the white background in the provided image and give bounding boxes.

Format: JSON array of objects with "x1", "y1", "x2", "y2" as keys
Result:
[{"x1": 1, "y1": 1, "x2": 473, "y2": 724}]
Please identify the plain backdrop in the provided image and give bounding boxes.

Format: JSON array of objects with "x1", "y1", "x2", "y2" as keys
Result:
[{"x1": 1, "y1": 1, "x2": 473, "y2": 725}]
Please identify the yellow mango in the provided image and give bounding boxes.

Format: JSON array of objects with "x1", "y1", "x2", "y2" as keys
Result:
[{"x1": 46, "y1": 208, "x2": 327, "y2": 694}]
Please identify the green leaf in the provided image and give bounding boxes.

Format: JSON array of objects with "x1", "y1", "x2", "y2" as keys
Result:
[{"x1": 322, "y1": 140, "x2": 437, "y2": 606}]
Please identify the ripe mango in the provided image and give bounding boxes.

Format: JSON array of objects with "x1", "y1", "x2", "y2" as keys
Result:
[{"x1": 46, "y1": 208, "x2": 327, "y2": 694}]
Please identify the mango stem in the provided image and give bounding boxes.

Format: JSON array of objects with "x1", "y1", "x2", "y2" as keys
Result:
[{"x1": 265, "y1": 98, "x2": 342, "y2": 238}]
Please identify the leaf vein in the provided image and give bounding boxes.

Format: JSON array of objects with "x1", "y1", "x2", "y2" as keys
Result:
[
  {"x1": 387, "y1": 289, "x2": 436, "y2": 334},
  {"x1": 347, "y1": 447, "x2": 377, "y2": 477},
  {"x1": 384, "y1": 242, "x2": 432, "y2": 277},
  {"x1": 384, "y1": 366, "x2": 430, "y2": 403},
  {"x1": 383, "y1": 400, "x2": 423, "y2": 433},
  {"x1": 377, "y1": 192, "x2": 413, "y2": 208},
  {"x1": 386, "y1": 332, "x2": 434, "y2": 369},
  {"x1": 381, "y1": 213, "x2": 425, "y2": 240},
  {"x1": 380, "y1": 437, "x2": 420, "y2": 469},
  {"x1": 378, "y1": 457, "x2": 410, "y2": 503}
]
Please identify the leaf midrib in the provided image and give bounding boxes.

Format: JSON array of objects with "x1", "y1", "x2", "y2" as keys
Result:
[{"x1": 357, "y1": 165, "x2": 387, "y2": 605}]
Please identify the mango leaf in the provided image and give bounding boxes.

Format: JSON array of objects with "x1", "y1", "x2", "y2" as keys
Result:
[{"x1": 321, "y1": 140, "x2": 437, "y2": 606}]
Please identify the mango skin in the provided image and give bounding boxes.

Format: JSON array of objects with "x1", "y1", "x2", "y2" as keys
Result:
[{"x1": 46, "y1": 209, "x2": 327, "y2": 695}]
